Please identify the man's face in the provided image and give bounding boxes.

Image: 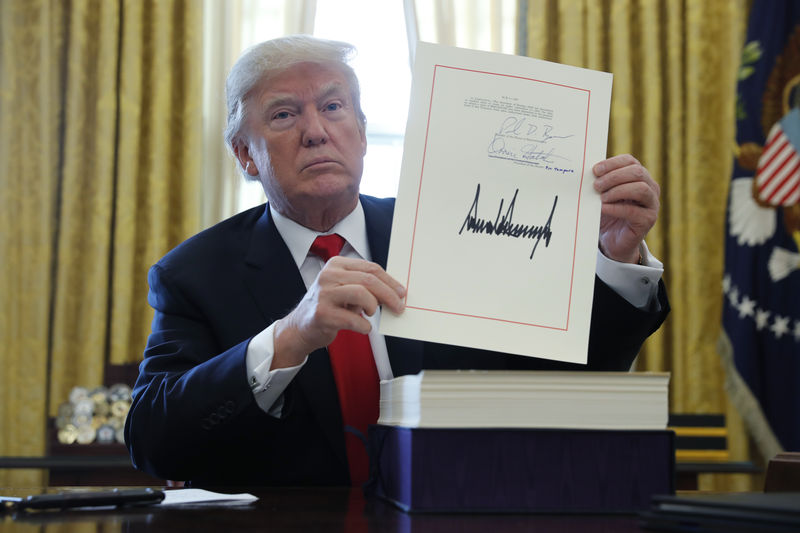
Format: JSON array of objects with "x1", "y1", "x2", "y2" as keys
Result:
[{"x1": 236, "y1": 62, "x2": 367, "y2": 225}]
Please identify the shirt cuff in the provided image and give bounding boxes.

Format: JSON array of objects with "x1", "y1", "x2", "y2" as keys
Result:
[
  {"x1": 245, "y1": 322, "x2": 307, "y2": 417},
  {"x1": 595, "y1": 242, "x2": 663, "y2": 310}
]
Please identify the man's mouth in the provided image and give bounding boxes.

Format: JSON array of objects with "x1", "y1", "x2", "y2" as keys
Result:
[{"x1": 302, "y1": 158, "x2": 339, "y2": 171}]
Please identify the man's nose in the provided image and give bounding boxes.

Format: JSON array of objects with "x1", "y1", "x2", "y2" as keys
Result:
[{"x1": 300, "y1": 109, "x2": 328, "y2": 147}]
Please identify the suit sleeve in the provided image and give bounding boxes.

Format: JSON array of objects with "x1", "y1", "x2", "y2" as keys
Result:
[
  {"x1": 421, "y1": 276, "x2": 669, "y2": 372},
  {"x1": 124, "y1": 264, "x2": 271, "y2": 480},
  {"x1": 583, "y1": 276, "x2": 669, "y2": 370},
  {"x1": 510, "y1": 276, "x2": 669, "y2": 370}
]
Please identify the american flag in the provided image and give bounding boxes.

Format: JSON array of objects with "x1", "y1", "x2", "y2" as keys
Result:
[
  {"x1": 721, "y1": 1, "x2": 800, "y2": 459},
  {"x1": 756, "y1": 107, "x2": 800, "y2": 206}
]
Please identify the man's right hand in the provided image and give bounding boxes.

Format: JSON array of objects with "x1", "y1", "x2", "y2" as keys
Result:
[{"x1": 271, "y1": 257, "x2": 406, "y2": 369}]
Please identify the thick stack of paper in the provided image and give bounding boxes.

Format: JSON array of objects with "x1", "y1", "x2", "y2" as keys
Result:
[{"x1": 378, "y1": 370, "x2": 669, "y2": 430}]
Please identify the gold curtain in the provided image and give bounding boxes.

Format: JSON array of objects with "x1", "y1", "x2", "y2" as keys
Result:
[
  {"x1": 523, "y1": 0, "x2": 753, "y2": 490},
  {"x1": 0, "y1": 0, "x2": 201, "y2": 485}
]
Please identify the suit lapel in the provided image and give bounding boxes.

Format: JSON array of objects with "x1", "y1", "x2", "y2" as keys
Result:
[
  {"x1": 362, "y1": 195, "x2": 392, "y2": 270},
  {"x1": 243, "y1": 206, "x2": 306, "y2": 322},
  {"x1": 242, "y1": 206, "x2": 347, "y2": 470}
]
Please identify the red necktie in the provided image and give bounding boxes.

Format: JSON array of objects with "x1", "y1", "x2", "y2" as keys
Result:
[{"x1": 310, "y1": 234, "x2": 379, "y2": 485}]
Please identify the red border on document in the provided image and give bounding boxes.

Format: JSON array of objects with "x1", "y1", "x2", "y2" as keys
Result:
[{"x1": 403, "y1": 64, "x2": 592, "y2": 332}]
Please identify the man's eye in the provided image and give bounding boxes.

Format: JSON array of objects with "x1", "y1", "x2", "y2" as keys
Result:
[
  {"x1": 324, "y1": 102, "x2": 342, "y2": 112},
  {"x1": 272, "y1": 111, "x2": 291, "y2": 120}
]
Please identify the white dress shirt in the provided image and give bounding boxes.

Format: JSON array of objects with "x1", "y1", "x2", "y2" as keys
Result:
[{"x1": 246, "y1": 199, "x2": 664, "y2": 415}]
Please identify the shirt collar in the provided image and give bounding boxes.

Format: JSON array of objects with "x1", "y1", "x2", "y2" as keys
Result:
[{"x1": 270, "y1": 199, "x2": 371, "y2": 269}]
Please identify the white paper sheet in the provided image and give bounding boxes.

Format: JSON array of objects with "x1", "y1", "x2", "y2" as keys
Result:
[
  {"x1": 160, "y1": 488, "x2": 258, "y2": 506},
  {"x1": 380, "y1": 42, "x2": 612, "y2": 364}
]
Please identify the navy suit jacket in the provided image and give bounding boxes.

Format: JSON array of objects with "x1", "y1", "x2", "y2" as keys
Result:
[{"x1": 125, "y1": 195, "x2": 669, "y2": 486}]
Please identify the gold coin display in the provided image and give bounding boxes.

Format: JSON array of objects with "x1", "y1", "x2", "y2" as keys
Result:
[
  {"x1": 107, "y1": 416, "x2": 124, "y2": 430},
  {"x1": 57, "y1": 424, "x2": 78, "y2": 445},
  {"x1": 57, "y1": 402, "x2": 74, "y2": 418},
  {"x1": 58, "y1": 384, "x2": 134, "y2": 445},
  {"x1": 72, "y1": 413, "x2": 91, "y2": 427},
  {"x1": 93, "y1": 401, "x2": 110, "y2": 418},
  {"x1": 74, "y1": 398, "x2": 94, "y2": 416},
  {"x1": 91, "y1": 415, "x2": 109, "y2": 431},
  {"x1": 55, "y1": 414, "x2": 70, "y2": 430},
  {"x1": 90, "y1": 391, "x2": 108, "y2": 405},
  {"x1": 76, "y1": 425, "x2": 96, "y2": 445},
  {"x1": 96, "y1": 424, "x2": 116, "y2": 444},
  {"x1": 68, "y1": 386, "x2": 89, "y2": 405},
  {"x1": 111, "y1": 400, "x2": 130, "y2": 418},
  {"x1": 109, "y1": 383, "x2": 132, "y2": 402}
]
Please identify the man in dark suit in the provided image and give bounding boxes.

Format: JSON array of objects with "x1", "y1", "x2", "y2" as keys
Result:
[{"x1": 125, "y1": 35, "x2": 669, "y2": 487}]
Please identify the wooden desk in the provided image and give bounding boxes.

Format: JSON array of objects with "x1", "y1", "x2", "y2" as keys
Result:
[{"x1": 0, "y1": 487, "x2": 650, "y2": 532}]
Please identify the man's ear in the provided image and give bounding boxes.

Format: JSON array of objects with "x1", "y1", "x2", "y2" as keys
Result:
[
  {"x1": 233, "y1": 139, "x2": 259, "y2": 177},
  {"x1": 360, "y1": 127, "x2": 367, "y2": 157}
]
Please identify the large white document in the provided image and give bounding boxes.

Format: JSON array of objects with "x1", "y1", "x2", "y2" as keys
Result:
[{"x1": 379, "y1": 42, "x2": 613, "y2": 364}]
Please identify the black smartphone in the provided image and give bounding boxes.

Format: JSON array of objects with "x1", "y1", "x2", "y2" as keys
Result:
[{"x1": 1, "y1": 488, "x2": 164, "y2": 512}]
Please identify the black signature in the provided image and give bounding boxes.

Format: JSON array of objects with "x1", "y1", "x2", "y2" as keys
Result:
[
  {"x1": 498, "y1": 116, "x2": 573, "y2": 143},
  {"x1": 487, "y1": 116, "x2": 573, "y2": 165},
  {"x1": 458, "y1": 183, "x2": 557, "y2": 260}
]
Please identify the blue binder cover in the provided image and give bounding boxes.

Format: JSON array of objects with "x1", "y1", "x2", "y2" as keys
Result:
[{"x1": 367, "y1": 425, "x2": 674, "y2": 513}]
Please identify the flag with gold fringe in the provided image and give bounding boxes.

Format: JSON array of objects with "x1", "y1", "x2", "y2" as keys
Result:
[{"x1": 720, "y1": 1, "x2": 800, "y2": 458}]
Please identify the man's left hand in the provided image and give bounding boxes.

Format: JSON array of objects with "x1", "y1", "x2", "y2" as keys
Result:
[{"x1": 593, "y1": 154, "x2": 660, "y2": 264}]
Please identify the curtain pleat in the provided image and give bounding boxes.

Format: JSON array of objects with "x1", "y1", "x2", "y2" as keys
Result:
[
  {"x1": 109, "y1": 0, "x2": 201, "y2": 366},
  {"x1": 0, "y1": 0, "x2": 201, "y2": 484},
  {"x1": 0, "y1": 0, "x2": 67, "y2": 487},
  {"x1": 522, "y1": 0, "x2": 753, "y2": 490},
  {"x1": 48, "y1": 0, "x2": 121, "y2": 422}
]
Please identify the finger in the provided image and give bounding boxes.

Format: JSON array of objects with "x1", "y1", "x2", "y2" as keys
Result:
[
  {"x1": 320, "y1": 304, "x2": 374, "y2": 335},
  {"x1": 322, "y1": 270, "x2": 406, "y2": 314},
  {"x1": 319, "y1": 282, "x2": 383, "y2": 318},
  {"x1": 594, "y1": 159, "x2": 660, "y2": 199},
  {"x1": 333, "y1": 257, "x2": 406, "y2": 297},
  {"x1": 593, "y1": 154, "x2": 640, "y2": 177},
  {"x1": 307, "y1": 285, "x2": 378, "y2": 335},
  {"x1": 594, "y1": 162, "x2": 658, "y2": 195},
  {"x1": 599, "y1": 180, "x2": 660, "y2": 210},
  {"x1": 321, "y1": 258, "x2": 406, "y2": 312},
  {"x1": 600, "y1": 202, "x2": 657, "y2": 229}
]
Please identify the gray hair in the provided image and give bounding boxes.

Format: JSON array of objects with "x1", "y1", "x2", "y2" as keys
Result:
[{"x1": 224, "y1": 35, "x2": 367, "y2": 180}]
